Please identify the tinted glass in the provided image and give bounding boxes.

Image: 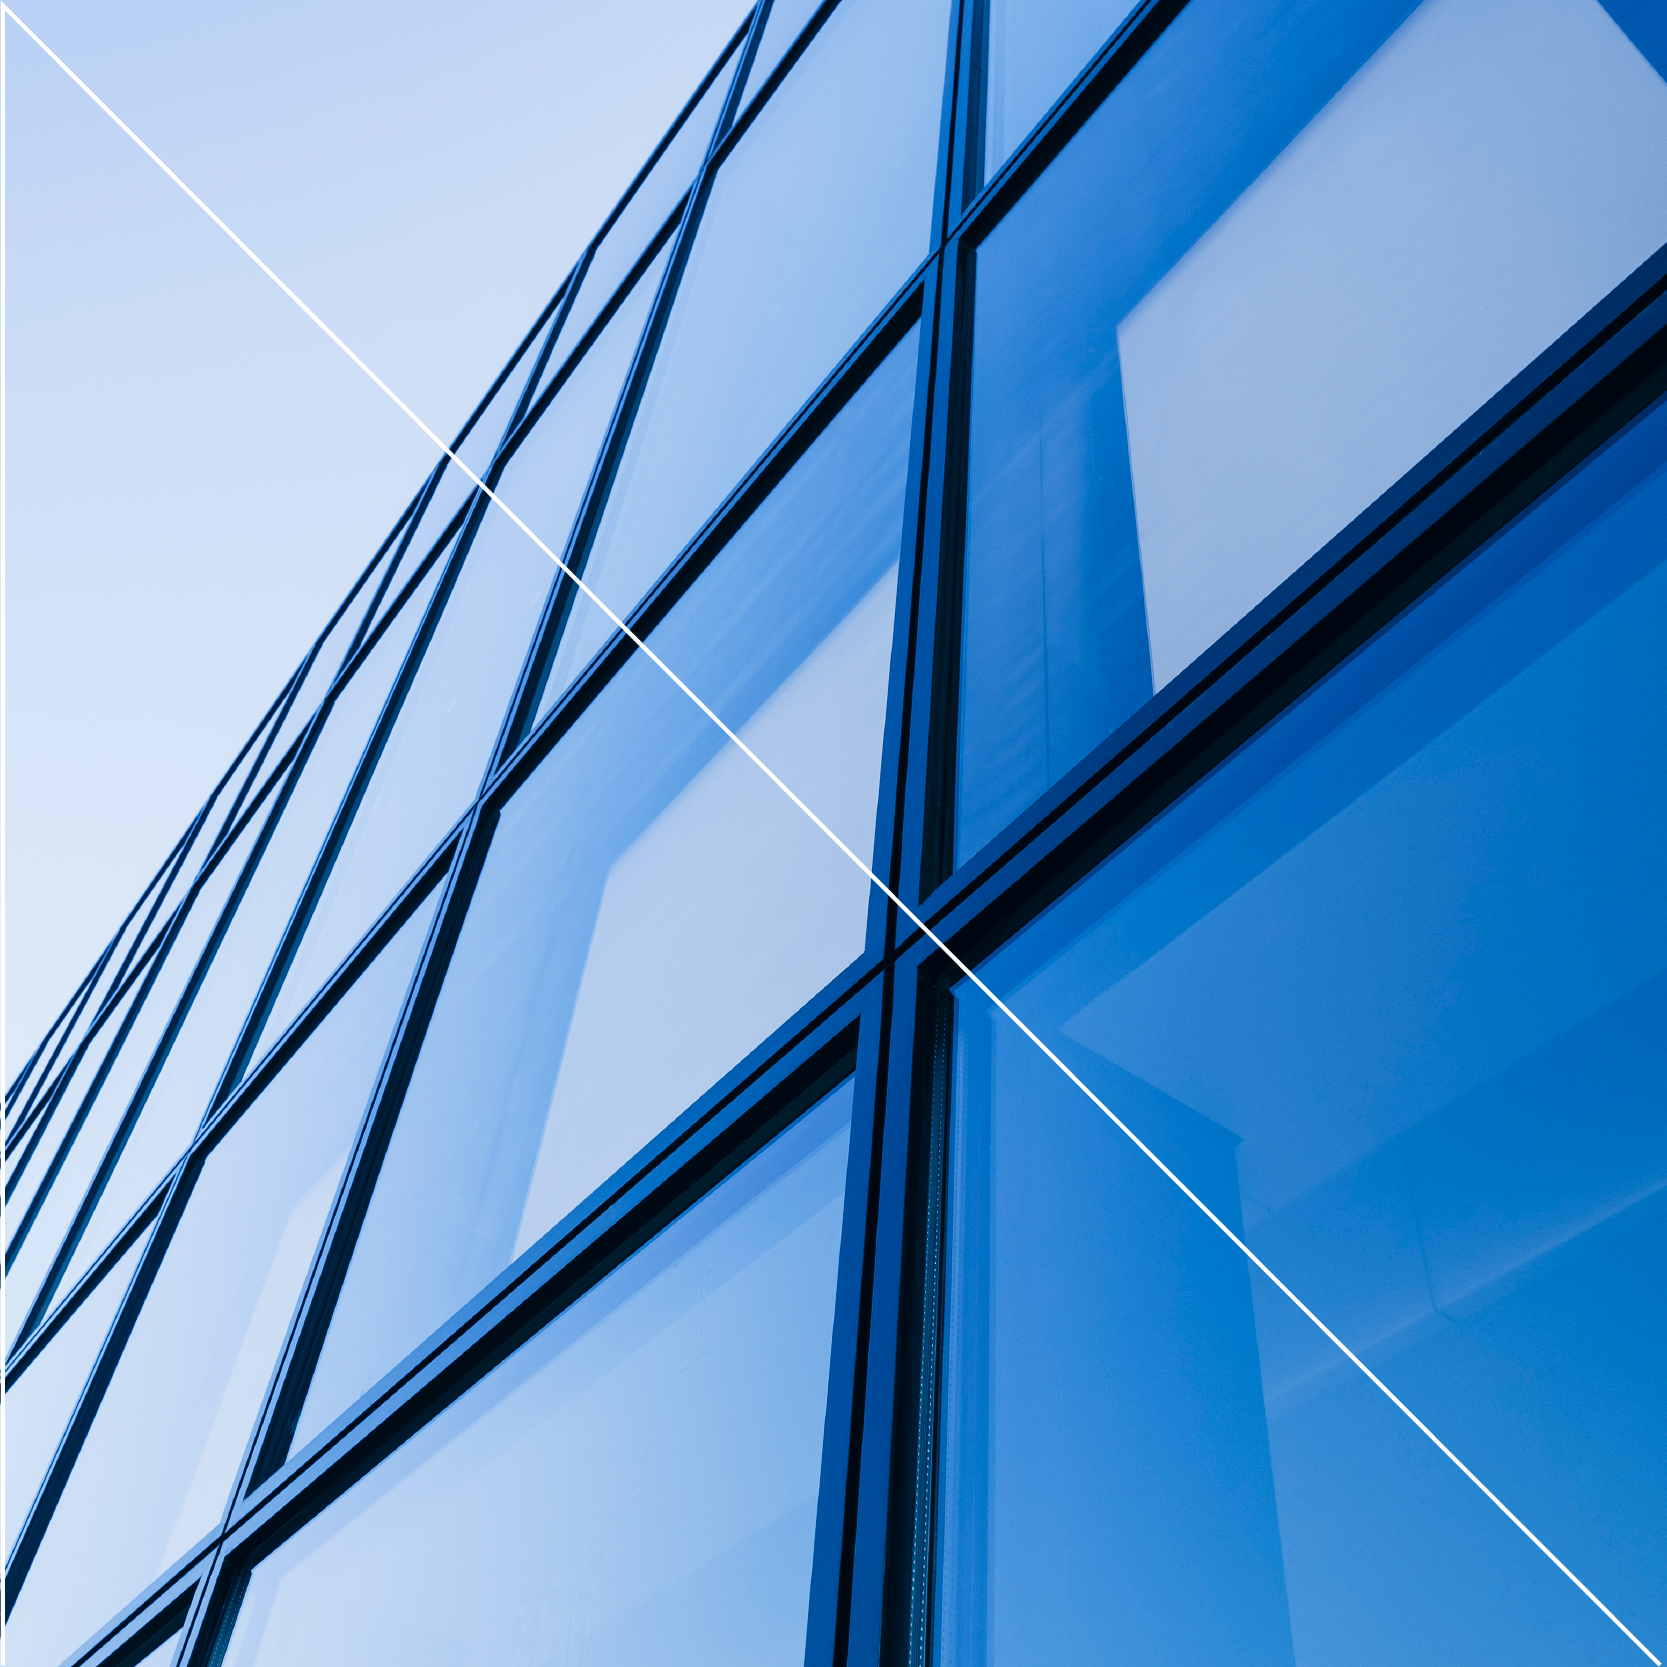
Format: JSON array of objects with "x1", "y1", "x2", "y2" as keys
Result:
[
  {"x1": 740, "y1": 0, "x2": 822, "y2": 104},
  {"x1": 938, "y1": 396, "x2": 1667, "y2": 1662},
  {"x1": 540, "y1": 53, "x2": 733, "y2": 382},
  {"x1": 53, "y1": 584, "x2": 443, "y2": 1304},
  {"x1": 4, "y1": 895, "x2": 437, "y2": 1667},
  {"x1": 294, "y1": 334, "x2": 914, "y2": 1451},
  {"x1": 223, "y1": 1082, "x2": 853, "y2": 1667},
  {"x1": 955, "y1": 0, "x2": 1667, "y2": 863},
  {"x1": 550, "y1": 0, "x2": 948, "y2": 704},
  {"x1": 4, "y1": 1236, "x2": 145, "y2": 1556},
  {"x1": 2, "y1": 809, "x2": 266, "y2": 1351},
  {"x1": 256, "y1": 251, "x2": 673, "y2": 1060},
  {"x1": 983, "y1": 0, "x2": 1139, "y2": 173}
]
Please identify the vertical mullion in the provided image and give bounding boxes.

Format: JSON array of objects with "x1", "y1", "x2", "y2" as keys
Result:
[{"x1": 485, "y1": 4, "x2": 769, "y2": 772}]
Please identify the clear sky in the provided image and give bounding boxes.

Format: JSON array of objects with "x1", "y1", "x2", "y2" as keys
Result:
[{"x1": 4, "y1": 0, "x2": 752, "y2": 1057}]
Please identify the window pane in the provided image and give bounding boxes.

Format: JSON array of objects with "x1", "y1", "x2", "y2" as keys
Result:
[
  {"x1": 984, "y1": 0, "x2": 1139, "y2": 173},
  {"x1": 2, "y1": 808, "x2": 266, "y2": 1353},
  {"x1": 549, "y1": 0, "x2": 948, "y2": 705},
  {"x1": 52, "y1": 577, "x2": 445, "y2": 1306},
  {"x1": 294, "y1": 333, "x2": 915, "y2": 1452},
  {"x1": 939, "y1": 395, "x2": 1667, "y2": 1661},
  {"x1": 3, "y1": 894, "x2": 437, "y2": 1667},
  {"x1": 256, "y1": 250, "x2": 673, "y2": 1062},
  {"x1": 955, "y1": 0, "x2": 1667, "y2": 863},
  {"x1": 538, "y1": 51, "x2": 734, "y2": 386},
  {"x1": 223, "y1": 1082, "x2": 853, "y2": 1667},
  {"x1": 4, "y1": 1235, "x2": 145, "y2": 1557},
  {"x1": 740, "y1": 0, "x2": 823, "y2": 105}
]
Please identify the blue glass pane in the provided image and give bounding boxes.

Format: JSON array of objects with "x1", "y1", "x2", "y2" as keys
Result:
[
  {"x1": 4, "y1": 895, "x2": 437, "y2": 1667},
  {"x1": 294, "y1": 332, "x2": 915, "y2": 1453},
  {"x1": 257, "y1": 251, "x2": 673, "y2": 1061},
  {"x1": 538, "y1": 52, "x2": 734, "y2": 386},
  {"x1": 4, "y1": 1235, "x2": 145, "y2": 1557},
  {"x1": 4, "y1": 971, "x2": 144, "y2": 1268},
  {"x1": 739, "y1": 0, "x2": 822, "y2": 105},
  {"x1": 983, "y1": 0, "x2": 1139, "y2": 173},
  {"x1": 940, "y1": 395, "x2": 1667, "y2": 1663},
  {"x1": 956, "y1": 0, "x2": 1667, "y2": 864},
  {"x1": 550, "y1": 0, "x2": 948, "y2": 706},
  {"x1": 53, "y1": 573, "x2": 446, "y2": 1305},
  {"x1": 1, "y1": 807, "x2": 266, "y2": 1353},
  {"x1": 223, "y1": 1083, "x2": 852, "y2": 1667}
]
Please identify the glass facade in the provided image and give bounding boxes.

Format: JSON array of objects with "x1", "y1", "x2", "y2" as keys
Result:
[{"x1": 6, "y1": 4, "x2": 1665, "y2": 1665}]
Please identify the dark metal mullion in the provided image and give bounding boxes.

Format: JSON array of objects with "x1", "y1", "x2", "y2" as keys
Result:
[{"x1": 484, "y1": 2, "x2": 771, "y2": 773}]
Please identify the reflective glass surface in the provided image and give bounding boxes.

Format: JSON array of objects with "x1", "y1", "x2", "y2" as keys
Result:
[
  {"x1": 294, "y1": 333, "x2": 915, "y2": 1450},
  {"x1": 2, "y1": 809, "x2": 266, "y2": 1352},
  {"x1": 955, "y1": 0, "x2": 1667, "y2": 863},
  {"x1": 540, "y1": 55, "x2": 732, "y2": 381},
  {"x1": 983, "y1": 0, "x2": 1138, "y2": 173},
  {"x1": 4, "y1": 897, "x2": 437, "y2": 1667},
  {"x1": 938, "y1": 396, "x2": 1667, "y2": 1662},
  {"x1": 4, "y1": 1236, "x2": 144, "y2": 1556},
  {"x1": 224, "y1": 1082, "x2": 853, "y2": 1667},
  {"x1": 740, "y1": 0, "x2": 822, "y2": 104},
  {"x1": 552, "y1": 0, "x2": 948, "y2": 704},
  {"x1": 258, "y1": 253, "x2": 672, "y2": 1061},
  {"x1": 55, "y1": 586, "x2": 443, "y2": 1303},
  {"x1": 5, "y1": 974, "x2": 142, "y2": 1249}
]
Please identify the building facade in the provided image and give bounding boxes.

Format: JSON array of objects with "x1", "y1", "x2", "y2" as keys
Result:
[{"x1": 6, "y1": 0, "x2": 1667, "y2": 1661}]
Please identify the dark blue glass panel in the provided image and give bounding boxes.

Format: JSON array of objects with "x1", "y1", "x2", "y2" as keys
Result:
[
  {"x1": 940, "y1": 395, "x2": 1667, "y2": 1663},
  {"x1": 983, "y1": 0, "x2": 1139, "y2": 172},
  {"x1": 293, "y1": 332, "x2": 916, "y2": 1452},
  {"x1": 4, "y1": 1235, "x2": 145, "y2": 1557},
  {"x1": 223, "y1": 1082, "x2": 852, "y2": 1667},
  {"x1": 548, "y1": 0, "x2": 949, "y2": 706},
  {"x1": 4, "y1": 894, "x2": 437, "y2": 1667},
  {"x1": 257, "y1": 249, "x2": 673, "y2": 1059},
  {"x1": 955, "y1": 0, "x2": 1667, "y2": 863}
]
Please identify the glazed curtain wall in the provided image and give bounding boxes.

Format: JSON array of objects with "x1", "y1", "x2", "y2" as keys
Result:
[{"x1": 6, "y1": 2, "x2": 1666, "y2": 1665}]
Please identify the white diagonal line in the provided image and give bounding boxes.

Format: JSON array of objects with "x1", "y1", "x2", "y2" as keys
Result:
[{"x1": 7, "y1": 9, "x2": 1657, "y2": 1659}]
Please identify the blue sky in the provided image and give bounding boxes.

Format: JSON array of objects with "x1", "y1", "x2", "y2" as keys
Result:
[{"x1": 4, "y1": 0, "x2": 751, "y2": 1054}]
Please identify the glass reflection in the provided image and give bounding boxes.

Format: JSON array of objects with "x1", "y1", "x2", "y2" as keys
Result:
[
  {"x1": 551, "y1": 0, "x2": 948, "y2": 707},
  {"x1": 53, "y1": 576, "x2": 445, "y2": 1306},
  {"x1": 294, "y1": 332, "x2": 915, "y2": 1452},
  {"x1": 983, "y1": 0, "x2": 1138, "y2": 174},
  {"x1": 939, "y1": 395, "x2": 1667, "y2": 1662},
  {"x1": 3, "y1": 895, "x2": 437, "y2": 1667},
  {"x1": 4, "y1": 1236, "x2": 144, "y2": 1557},
  {"x1": 257, "y1": 247, "x2": 672, "y2": 1059},
  {"x1": 223, "y1": 1082, "x2": 852, "y2": 1667},
  {"x1": 956, "y1": 0, "x2": 1667, "y2": 863}
]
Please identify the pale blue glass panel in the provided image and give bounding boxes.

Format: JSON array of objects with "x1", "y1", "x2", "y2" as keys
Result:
[
  {"x1": 741, "y1": 0, "x2": 822, "y2": 105},
  {"x1": 540, "y1": 55, "x2": 733, "y2": 383},
  {"x1": 54, "y1": 576, "x2": 443, "y2": 1304},
  {"x1": 1, "y1": 808, "x2": 264, "y2": 1353},
  {"x1": 4, "y1": 896, "x2": 436, "y2": 1667},
  {"x1": 223, "y1": 1083, "x2": 852, "y2": 1667},
  {"x1": 257, "y1": 250, "x2": 673, "y2": 1061},
  {"x1": 548, "y1": 0, "x2": 948, "y2": 704},
  {"x1": 956, "y1": 0, "x2": 1667, "y2": 864},
  {"x1": 4, "y1": 1235, "x2": 144, "y2": 1556},
  {"x1": 4, "y1": 972, "x2": 143, "y2": 1263},
  {"x1": 983, "y1": 0, "x2": 1138, "y2": 173},
  {"x1": 939, "y1": 396, "x2": 1667, "y2": 1664},
  {"x1": 294, "y1": 333, "x2": 914, "y2": 1452}
]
